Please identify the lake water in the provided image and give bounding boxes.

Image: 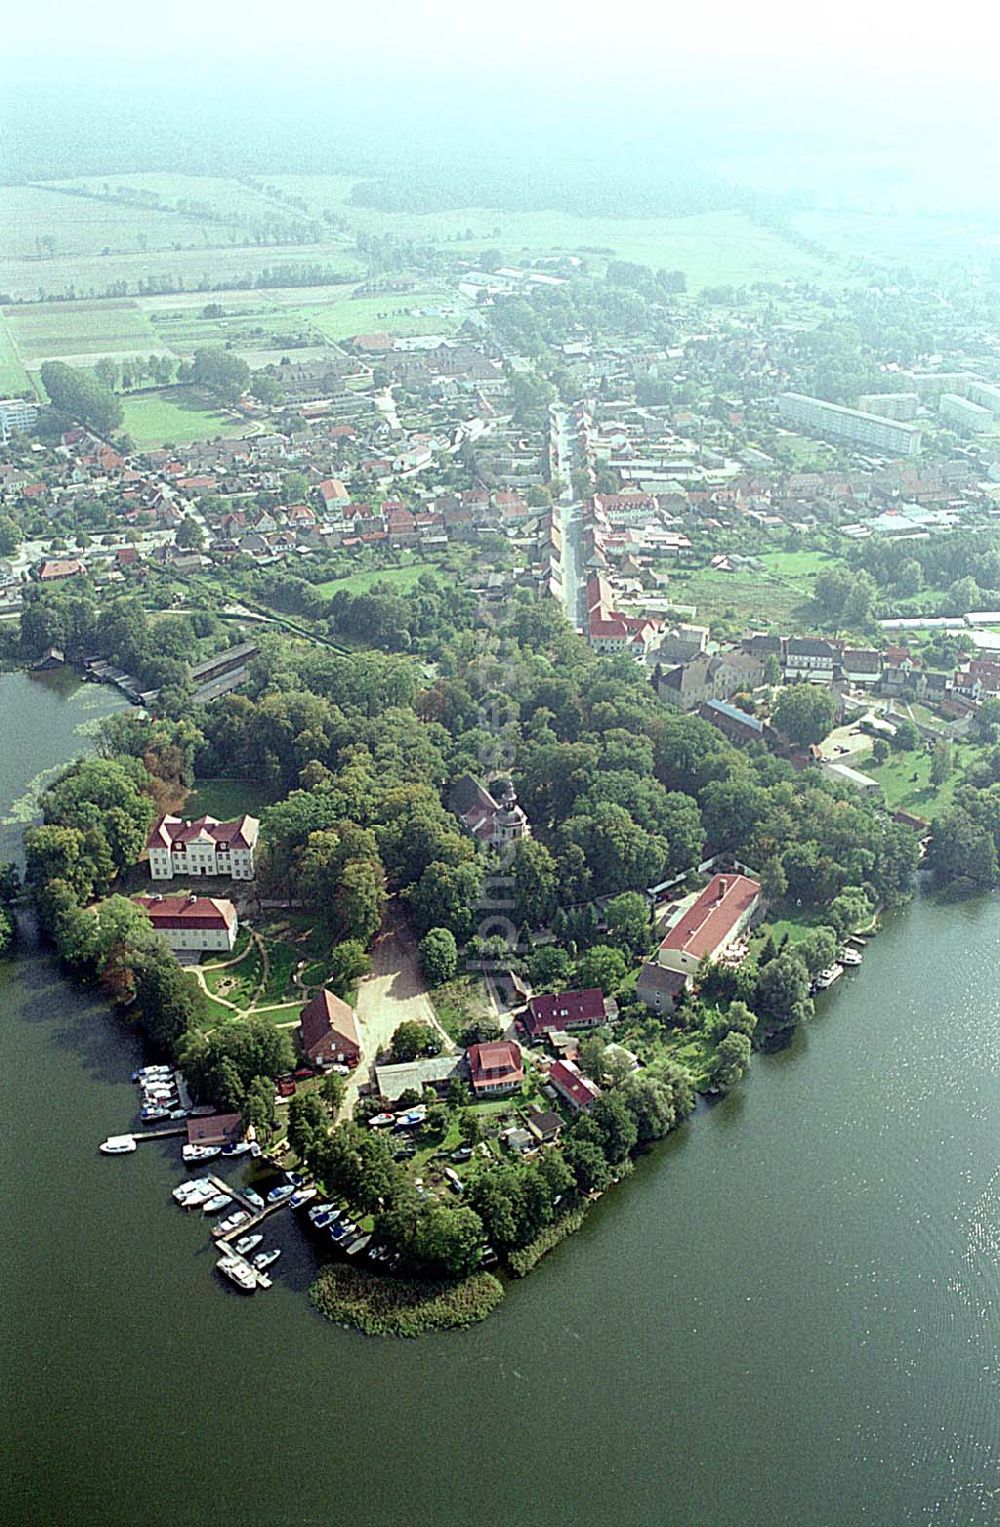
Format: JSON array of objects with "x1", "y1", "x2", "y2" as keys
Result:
[{"x1": 1, "y1": 672, "x2": 997, "y2": 1527}]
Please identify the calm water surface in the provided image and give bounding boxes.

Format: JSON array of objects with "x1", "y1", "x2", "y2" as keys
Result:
[{"x1": 1, "y1": 672, "x2": 997, "y2": 1527}]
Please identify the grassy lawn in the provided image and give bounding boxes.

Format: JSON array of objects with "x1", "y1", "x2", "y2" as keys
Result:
[
  {"x1": 305, "y1": 290, "x2": 465, "y2": 343},
  {"x1": 183, "y1": 777, "x2": 276, "y2": 821},
  {"x1": 861, "y1": 744, "x2": 969, "y2": 818},
  {"x1": 202, "y1": 941, "x2": 263, "y2": 1005},
  {"x1": 119, "y1": 387, "x2": 246, "y2": 447},
  {"x1": 429, "y1": 975, "x2": 489, "y2": 1043},
  {"x1": 247, "y1": 1003, "x2": 301, "y2": 1026},
  {"x1": 654, "y1": 1030, "x2": 717, "y2": 1089},
  {"x1": 664, "y1": 566, "x2": 816, "y2": 630},
  {"x1": 258, "y1": 940, "x2": 301, "y2": 1005},
  {"x1": 314, "y1": 560, "x2": 450, "y2": 597},
  {"x1": 752, "y1": 904, "x2": 834, "y2": 948}
]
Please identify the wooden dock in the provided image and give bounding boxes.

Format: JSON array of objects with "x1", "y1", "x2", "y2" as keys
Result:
[
  {"x1": 134, "y1": 1124, "x2": 188, "y2": 1141},
  {"x1": 206, "y1": 1175, "x2": 290, "y2": 1240}
]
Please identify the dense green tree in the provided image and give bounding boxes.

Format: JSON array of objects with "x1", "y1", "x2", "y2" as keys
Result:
[
  {"x1": 572, "y1": 943, "x2": 628, "y2": 995},
  {"x1": 512, "y1": 837, "x2": 558, "y2": 927},
  {"x1": 772, "y1": 685, "x2": 836, "y2": 747},
  {"x1": 418, "y1": 926, "x2": 459, "y2": 986},
  {"x1": 754, "y1": 951, "x2": 813, "y2": 1039},
  {"x1": 708, "y1": 1031, "x2": 752, "y2": 1092},
  {"x1": 189, "y1": 347, "x2": 250, "y2": 404},
  {"x1": 40, "y1": 360, "x2": 123, "y2": 433},
  {"x1": 604, "y1": 891, "x2": 651, "y2": 952},
  {"x1": 389, "y1": 1020, "x2": 441, "y2": 1063}
]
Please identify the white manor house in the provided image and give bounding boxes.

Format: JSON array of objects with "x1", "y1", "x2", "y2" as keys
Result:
[{"x1": 146, "y1": 814, "x2": 260, "y2": 881}]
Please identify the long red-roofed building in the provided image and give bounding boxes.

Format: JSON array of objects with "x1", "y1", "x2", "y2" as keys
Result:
[
  {"x1": 133, "y1": 894, "x2": 239, "y2": 953},
  {"x1": 656, "y1": 872, "x2": 761, "y2": 977},
  {"x1": 523, "y1": 988, "x2": 616, "y2": 1039}
]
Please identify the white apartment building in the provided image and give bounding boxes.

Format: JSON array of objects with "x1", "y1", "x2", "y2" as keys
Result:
[{"x1": 778, "y1": 393, "x2": 922, "y2": 457}]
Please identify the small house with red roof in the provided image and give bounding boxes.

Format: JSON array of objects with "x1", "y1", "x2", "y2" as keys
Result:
[
  {"x1": 523, "y1": 988, "x2": 616, "y2": 1040},
  {"x1": 547, "y1": 1058, "x2": 601, "y2": 1113},
  {"x1": 466, "y1": 1040, "x2": 524, "y2": 1096},
  {"x1": 186, "y1": 1113, "x2": 243, "y2": 1148},
  {"x1": 298, "y1": 989, "x2": 361, "y2": 1069}
]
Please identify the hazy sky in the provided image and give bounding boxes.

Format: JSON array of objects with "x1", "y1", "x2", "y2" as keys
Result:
[{"x1": 7, "y1": 0, "x2": 999, "y2": 82}]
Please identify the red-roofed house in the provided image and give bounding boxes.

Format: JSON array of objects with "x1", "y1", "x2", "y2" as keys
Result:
[
  {"x1": 547, "y1": 1058, "x2": 601, "y2": 1113},
  {"x1": 656, "y1": 873, "x2": 761, "y2": 977},
  {"x1": 523, "y1": 988, "x2": 616, "y2": 1039},
  {"x1": 133, "y1": 894, "x2": 239, "y2": 953},
  {"x1": 38, "y1": 558, "x2": 85, "y2": 581},
  {"x1": 146, "y1": 815, "x2": 259, "y2": 881},
  {"x1": 318, "y1": 478, "x2": 350, "y2": 507},
  {"x1": 298, "y1": 989, "x2": 361, "y2": 1068},
  {"x1": 466, "y1": 1040, "x2": 524, "y2": 1096}
]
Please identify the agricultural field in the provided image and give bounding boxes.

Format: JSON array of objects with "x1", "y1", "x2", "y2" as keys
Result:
[
  {"x1": 3, "y1": 299, "x2": 164, "y2": 367},
  {"x1": 0, "y1": 184, "x2": 218, "y2": 262},
  {"x1": 0, "y1": 315, "x2": 31, "y2": 394},
  {"x1": 0, "y1": 172, "x2": 847, "y2": 301},
  {"x1": 119, "y1": 388, "x2": 248, "y2": 448}
]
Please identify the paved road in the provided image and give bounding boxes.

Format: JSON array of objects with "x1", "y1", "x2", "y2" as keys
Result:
[{"x1": 341, "y1": 902, "x2": 455, "y2": 1118}]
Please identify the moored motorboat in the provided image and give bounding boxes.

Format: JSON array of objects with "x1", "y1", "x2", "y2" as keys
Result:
[
  {"x1": 99, "y1": 1134, "x2": 137, "y2": 1155},
  {"x1": 202, "y1": 1194, "x2": 232, "y2": 1215},
  {"x1": 217, "y1": 1209, "x2": 250, "y2": 1236},
  {"x1": 345, "y1": 1233, "x2": 371, "y2": 1256},
  {"x1": 242, "y1": 1188, "x2": 265, "y2": 1211},
  {"x1": 220, "y1": 1140, "x2": 252, "y2": 1158},
  {"x1": 266, "y1": 1182, "x2": 295, "y2": 1204},
  {"x1": 182, "y1": 1144, "x2": 221, "y2": 1164},
  {"x1": 173, "y1": 1177, "x2": 213, "y2": 1203},
  {"x1": 839, "y1": 947, "x2": 863, "y2": 966},
  {"x1": 289, "y1": 1187, "x2": 317, "y2": 1210},
  {"x1": 216, "y1": 1256, "x2": 256, "y2": 1293},
  {"x1": 814, "y1": 964, "x2": 844, "y2": 990},
  {"x1": 234, "y1": 1233, "x2": 264, "y2": 1256},
  {"x1": 252, "y1": 1247, "x2": 281, "y2": 1270}
]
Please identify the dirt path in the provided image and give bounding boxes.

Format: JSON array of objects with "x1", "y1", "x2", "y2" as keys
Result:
[{"x1": 340, "y1": 902, "x2": 453, "y2": 1118}]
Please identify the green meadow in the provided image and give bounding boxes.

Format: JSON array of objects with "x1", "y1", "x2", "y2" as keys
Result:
[{"x1": 119, "y1": 387, "x2": 247, "y2": 447}]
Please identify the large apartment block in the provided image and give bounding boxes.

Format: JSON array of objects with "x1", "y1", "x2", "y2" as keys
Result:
[
  {"x1": 856, "y1": 392, "x2": 919, "y2": 421},
  {"x1": 778, "y1": 393, "x2": 922, "y2": 456},
  {"x1": 0, "y1": 397, "x2": 39, "y2": 441},
  {"x1": 146, "y1": 815, "x2": 259, "y2": 880},
  {"x1": 940, "y1": 394, "x2": 994, "y2": 434},
  {"x1": 966, "y1": 381, "x2": 1000, "y2": 416}
]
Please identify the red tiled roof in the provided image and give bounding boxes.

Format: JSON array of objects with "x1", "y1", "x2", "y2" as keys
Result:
[
  {"x1": 299, "y1": 989, "x2": 360, "y2": 1057},
  {"x1": 658, "y1": 874, "x2": 760, "y2": 962},
  {"x1": 525, "y1": 989, "x2": 606, "y2": 1036},
  {"x1": 146, "y1": 815, "x2": 259, "y2": 852},
  {"x1": 134, "y1": 895, "x2": 237, "y2": 931},
  {"x1": 467, "y1": 1040, "x2": 523, "y2": 1091},
  {"x1": 548, "y1": 1059, "x2": 601, "y2": 1111}
]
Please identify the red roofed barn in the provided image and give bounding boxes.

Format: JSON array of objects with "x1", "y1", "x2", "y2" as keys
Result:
[{"x1": 298, "y1": 990, "x2": 361, "y2": 1069}]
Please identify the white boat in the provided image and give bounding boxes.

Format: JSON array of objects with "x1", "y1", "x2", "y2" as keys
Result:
[
  {"x1": 289, "y1": 1187, "x2": 317, "y2": 1210},
  {"x1": 266, "y1": 1182, "x2": 295, "y2": 1204},
  {"x1": 217, "y1": 1210, "x2": 250, "y2": 1236},
  {"x1": 839, "y1": 947, "x2": 863, "y2": 966},
  {"x1": 234, "y1": 1234, "x2": 263, "y2": 1256},
  {"x1": 252, "y1": 1247, "x2": 281, "y2": 1270},
  {"x1": 394, "y1": 1106, "x2": 426, "y2": 1128},
  {"x1": 216, "y1": 1257, "x2": 256, "y2": 1293},
  {"x1": 814, "y1": 964, "x2": 844, "y2": 990},
  {"x1": 182, "y1": 1144, "x2": 221, "y2": 1164},
  {"x1": 202, "y1": 1194, "x2": 232, "y2": 1215},
  {"x1": 220, "y1": 1140, "x2": 252, "y2": 1158},
  {"x1": 99, "y1": 1134, "x2": 137, "y2": 1155},
  {"x1": 173, "y1": 1177, "x2": 213, "y2": 1203},
  {"x1": 368, "y1": 1112, "x2": 395, "y2": 1128},
  {"x1": 345, "y1": 1233, "x2": 371, "y2": 1256}
]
